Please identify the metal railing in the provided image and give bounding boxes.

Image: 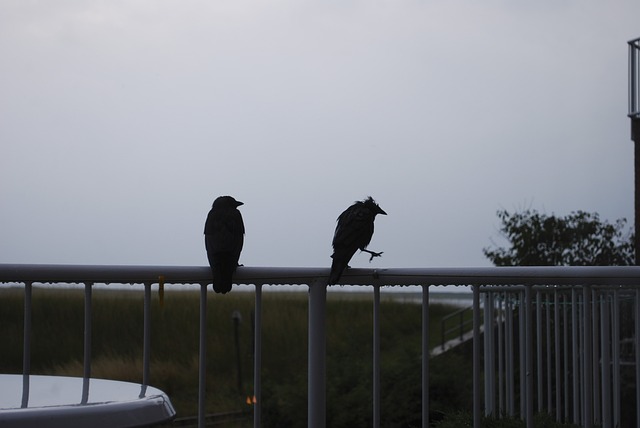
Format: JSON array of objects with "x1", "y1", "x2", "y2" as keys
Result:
[
  {"x1": 481, "y1": 285, "x2": 639, "y2": 428},
  {"x1": 439, "y1": 305, "x2": 473, "y2": 351},
  {"x1": 630, "y1": 37, "x2": 640, "y2": 118},
  {"x1": 2, "y1": 264, "x2": 640, "y2": 428}
]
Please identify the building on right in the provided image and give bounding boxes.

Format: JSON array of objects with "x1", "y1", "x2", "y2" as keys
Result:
[{"x1": 628, "y1": 37, "x2": 640, "y2": 264}]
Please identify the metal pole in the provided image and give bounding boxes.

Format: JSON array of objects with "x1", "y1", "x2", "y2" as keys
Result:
[
  {"x1": 21, "y1": 282, "x2": 32, "y2": 408},
  {"x1": 472, "y1": 284, "x2": 481, "y2": 428},
  {"x1": 82, "y1": 282, "x2": 93, "y2": 405},
  {"x1": 536, "y1": 290, "x2": 542, "y2": 413},
  {"x1": 497, "y1": 293, "x2": 504, "y2": 415},
  {"x1": 141, "y1": 282, "x2": 151, "y2": 398},
  {"x1": 309, "y1": 280, "x2": 326, "y2": 428},
  {"x1": 600, "y1": 293, "x2": 611, "y2": 428},
  {"x1": 525, "y1": 285, "x2": 533, "y2": 428},
  {"x1": 592, "y1": 290, "x2": 601, "y2": 425},
  {"x1": 441, "y1": 316, "x2": 445, "y2": 351},
  {"x1": 554, "y1": 289, "x2": 561, "y2": 421},
  {"x1": 545, "y1": 292, "x2": 552, "y2": 413},
  {"x1": 373, "y1": 285, "x2": 381, "y2": 428},
  {"x1": 579, "y1": 292, "x2": 586, "y2": 426},
  {"x1": 483, "y1": 293, "x2": 493, "y2": 416},
  {"x1": 563, "y1": 292, "x2": 569, "y2": 423},
  {"x1": 232, "y1": 311, "x2": 243, "y2": 394},
  {"x1": 632, "y1": 40, "x2": 640, "y2": 262},
  {"x1": 612, "y1": 289, "x2": 620, "y2": 428},
  {"x1": 422, "y1": 284, "x2": 429, "y2": 428},
  {"x1": 491, "y1": 294, "x2": 496, "y2": 416},
  {"x1": 635, "y1": 289, "x2": 640, "y2": 428},
  {"x1": 583, "y1": 285, "x2": 593, "y2": 428},
  {"x1": 254, "y1": 284, "x2": 262, "y2": 428},
  {"x1": 572, "y1": 288, "x2": 580, "y2": 425},
  {"x1": 519, "y1": 290, "x2": 526, "y2": 419},
  {"x1": 198, "y1": 284, "x2": 207, "y2": 428},
  {"x1": 506, "y1": 292, "x2": 515, "y2": 417},
  {"x1": 631, "y1": 41, "x2": 637, "y2": 116}
]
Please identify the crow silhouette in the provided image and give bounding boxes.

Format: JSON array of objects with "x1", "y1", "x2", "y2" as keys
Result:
[
  {"x1": 204, "y1": 196, "x2": 245, "y2": 294},
  {"x1": 328, "y1": 197, "x2": 387, "y2": 285}
]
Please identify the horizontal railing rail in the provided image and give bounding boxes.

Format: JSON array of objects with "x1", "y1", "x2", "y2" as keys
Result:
[
  {"x1": 3, "y1": 264, "x2": 640, "y2": 428},
  {"x1": 4, "y1": 264, "x2": 640, "y2": 285}
]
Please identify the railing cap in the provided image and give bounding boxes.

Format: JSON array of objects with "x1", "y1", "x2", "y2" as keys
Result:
[{"x1": 2, "y1": 264, "x2": 640, "y2": 287}]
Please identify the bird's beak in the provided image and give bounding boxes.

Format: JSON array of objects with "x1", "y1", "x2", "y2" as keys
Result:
[
  {"x1": 236, "y1": 201, "x2": 244, "y2": 207},
  {"x1": 378, "y1": 208, "x2": 387, "y2": 215}
]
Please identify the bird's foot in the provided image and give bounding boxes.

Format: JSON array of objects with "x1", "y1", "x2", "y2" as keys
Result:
[{"x1": 362, "y1": 250, "x2": 384, "y2": 262}]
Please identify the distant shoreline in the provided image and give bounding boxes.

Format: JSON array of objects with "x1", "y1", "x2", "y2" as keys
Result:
[{"x1": 0, "y1": 282, "x2": 474, "y2": 307}]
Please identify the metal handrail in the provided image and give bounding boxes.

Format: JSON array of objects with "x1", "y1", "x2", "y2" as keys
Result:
[
  {"x1": 3, "y1": 264, "x2": 640, "y2": 428},
  {"x1": 3, "y1": 264, "x2": 640, "y2": 286},
  {"x1": 440, "y1": 306, "x2": 473, "y2": 350}
]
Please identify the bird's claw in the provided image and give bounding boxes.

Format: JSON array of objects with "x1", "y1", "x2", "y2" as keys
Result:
[{"x1": 361, "y1": 250, "x2": 383, "y2": 262}]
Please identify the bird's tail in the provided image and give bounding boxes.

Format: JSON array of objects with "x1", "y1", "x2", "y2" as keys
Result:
[
  {"x1": 211, "y1": 255, "x2": 236, "y2": 294},
  {"x1": 328, "y1": 255, "x2": 348, "y2": 285}
]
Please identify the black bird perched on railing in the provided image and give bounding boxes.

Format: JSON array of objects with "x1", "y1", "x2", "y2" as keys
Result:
[
  {"x1": 204, "y1": 196, "x2": 245, "y2": 294},
  {"x1": 328, "y1": 196, "x2": 387, "y2": 285}
]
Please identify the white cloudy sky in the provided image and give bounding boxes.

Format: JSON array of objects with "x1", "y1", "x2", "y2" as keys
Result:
[{"x1": 1, "y1": 1, "x2": 638, "y2": 270}]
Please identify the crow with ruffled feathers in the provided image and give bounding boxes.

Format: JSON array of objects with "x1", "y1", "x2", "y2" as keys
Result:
[
  {"x1": 328, "y1": 197, "x2": 387, "y2": 285},
  {"x1": 204, "y1": 196, "x2": 245, "y2": 294}
]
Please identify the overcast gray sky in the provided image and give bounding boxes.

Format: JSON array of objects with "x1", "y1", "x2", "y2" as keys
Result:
[{"x1": 1, "y1": 1, "x2": 638, "y2": 271}]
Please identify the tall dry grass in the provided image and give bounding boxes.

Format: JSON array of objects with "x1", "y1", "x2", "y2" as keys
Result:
[{"x1": 0, "y1": 286, "x2": 465, "y2": 426}]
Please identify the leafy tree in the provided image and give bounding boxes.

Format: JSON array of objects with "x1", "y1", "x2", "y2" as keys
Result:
[{"x1": 483, "y1": 209, "x2": 635, "y2": 266}]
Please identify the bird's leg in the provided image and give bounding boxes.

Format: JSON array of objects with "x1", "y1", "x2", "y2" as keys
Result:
[{"x1": 361, "y1": 249, "x2": 384, "y2": 262}]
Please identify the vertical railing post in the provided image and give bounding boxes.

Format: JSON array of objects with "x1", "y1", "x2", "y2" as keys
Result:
[
  {"x1": 563, "y1": 292, "x2": 570, "y2": 423},
  {"x1": 536, "y1": 290, "x2": 542, "y2": 413},
  {"x1": 254, "y1": 284, "x2": 262, "y2": 428},
  {"x1": 572, "y1": 288, "x2": 580, "y2": 425},
  {"x1": 506, "y1": 292, "x2": 515, "y2": 417},
  {"x1": 141, "y1": 282, "x2": 152, "y2": 398},
  {"x1": 554, "y1": 289, "x2": 561, "y2": 422},
  {"x1": 545, "y1": 292, "x2": 552, "y2": 413},
  {"x1": 81, "y1": 282, "x2": 93, "y2": 405},
  {"x1": 21, "y1": 281, "x2": 32, "y2": 408},
  {"x1": 483, "y1": 292, "x2": 495, "y2": 416},
  {"x1": 373, "y1": 285, "x2": 381, "y2": 428},
  {"x1": 198, "y1": 283, "x2": 208, "y2": 428},
  {"x1": 612, "y1": 289, "x2": 620, "y2": 428},
  {"x1": 635, "y1": 289, "x2": 640, "y2": 428},
  {"x1": 497, "y1": 293, "x2": 504, "y2": 415},
  {"x1": 524, "y1": 285, "x2": 533, "y2": 428},
  {"x1": 519, "y1": 290, "x2": 526, "y2": 419},
  {"x1": 592, "y1": 290, "x2": 601, "y2": 426},
  {"x1": 483, "y1": 292, "x2": 490, "y2": 416},
  {"x1": 583, "y1": 285, "x2": 593, "y2": 428},
  {"x1": 472, "y1": 284, "x2": 481, "y2": 428},
  {"x1": 631, "y1": 40, "x2": 635, "y2": 115},
  {"x1": 421, "y1": 284, "x2": 429, "y2": 428},
  {"x1": 309, "y1": 279, "x2": 326, "y2": 428},
  {"x1": 600, "y1": 293, "x2": 611, "y2": 428}
]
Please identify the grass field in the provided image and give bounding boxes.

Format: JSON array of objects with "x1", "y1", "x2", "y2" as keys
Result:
[{"x1": 0, "y1": 286, "x2": 473, "y2": 427}]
